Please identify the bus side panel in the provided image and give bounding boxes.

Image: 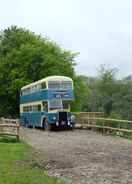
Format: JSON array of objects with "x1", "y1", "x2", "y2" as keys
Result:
[
  {"x1": 20, "y1": 112, "x2": 44, "y2": 127},
  {"x1": 20, "y1": 90, "x2": 48, "y2": 104},
  {"x1": 20, "y1": 89, "x2": 74, "y2": 104},
  {"x1": 20, "y1": 113, "x2": 30, "y2": 127},
  {"x1": 30, "y1": 112, "x2": 42, "y2": 127}
]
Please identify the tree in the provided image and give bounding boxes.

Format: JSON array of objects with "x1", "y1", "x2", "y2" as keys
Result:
[
  {"x1": 72, "y1": 75, "x2": 90, "y2": 112},
  {"x1": 81, "y1": 65, "x2": 118, "y2": 116},
  {"x1": 112, "y1": 76, "x2": 132, "y2": 120},
  {"x1": 0, "y1": 26, "x2": 77, "y2": 117},
  {"x1": 97, "y1": 65, "x2": 118, "y2": 115}
]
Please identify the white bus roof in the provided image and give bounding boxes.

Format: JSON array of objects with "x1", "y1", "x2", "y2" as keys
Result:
[{"x1": 21, "y1": 76, "x2": 73, "y2": 90}]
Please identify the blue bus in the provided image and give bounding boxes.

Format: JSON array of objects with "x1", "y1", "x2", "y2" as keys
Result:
[{"x1": 20, "y1": 76, "x2": 75, "y2": 130}]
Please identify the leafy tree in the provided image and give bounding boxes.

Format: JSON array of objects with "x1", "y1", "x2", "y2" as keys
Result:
[
  {"x1": 72, "y1": 75, "x2": 90, "y2": 112},
  {"x1": 0, "y1": 26, "x2": 77, "y2": 117},
  {"x1": 112, "y1": 76, "x2": 132, "y2": 120},
  {"x1": 80, "y1": 66, "x2": 132, "y2": 120},
  {"x1": 97, "y1": 65, "x2": 118, "y2": 115}
]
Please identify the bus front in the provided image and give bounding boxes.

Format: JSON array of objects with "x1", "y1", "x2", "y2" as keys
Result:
[{"x1": 46, "y1": 77, "x2": 75, "y2": 129}]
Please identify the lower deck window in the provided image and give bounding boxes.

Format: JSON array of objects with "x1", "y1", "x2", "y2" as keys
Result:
[
  {"x1": 23, "y1": 104, "x2": 41, "y2": 112},
  {"x1": 22, "y1": 101, "x2": 70, "y2": 112},
  {"x1": 42, "y1": 101, "x2": 48, "y2": 112},
  {"x1": 33, "y1": 104, "x2": 41, "y2": 112}
]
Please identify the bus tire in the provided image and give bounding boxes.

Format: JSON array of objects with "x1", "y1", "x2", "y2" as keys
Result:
[
  {"x1": 42, "y1": 121, "x2": 45, "y2": 130},
  {"x1": 42, "y1": 118, "x2": 51, "y2": 131}
]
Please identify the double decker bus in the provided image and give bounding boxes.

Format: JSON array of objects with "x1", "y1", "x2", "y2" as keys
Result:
[{"x1": 20, "y1": 76, "x2": 75, "y2": 130}]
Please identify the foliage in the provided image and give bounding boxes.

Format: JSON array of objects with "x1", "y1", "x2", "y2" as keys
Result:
[
  {"x1": 76, "y1": 65, "x2": 132, "y2": 120},
  {"x1": 108, "y1": 112, "x2": 121, "y2": 119},
  {"x1": 97, "y1": 65, "x2": 117, "y2": 115},
  {"x1": 0, "y1": 26, "x2": 77, "y2": 117},
  {"x1": 72, "y1": 75, "x2": 90, "y2": 111}
]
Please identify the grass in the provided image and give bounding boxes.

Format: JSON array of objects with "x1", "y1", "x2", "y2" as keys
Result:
[
  {"x1": 124, "y1": 132, "x2": 132, "y2": 140},
  {"x1": 0, "y1": 135, "x2": 63, "y2": 184}
]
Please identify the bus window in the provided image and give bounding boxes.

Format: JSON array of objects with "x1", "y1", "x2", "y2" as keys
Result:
[
  {"x1": 29, "y1": 105, "x2": 32, "y2": 112},
  {"x1": 49, "y1": 99, "x2": 62, "y2": 110},
  {"x1": 37, "y1": 84, "x2": 41, "y2": 91},
  {"x1": 48, "y1": 81, "x2": 72, "y2": 90},
  {"x1": 41, "y1": 82, "x2": 46, "y2": 89},
  {"x1": 26, "y1": 88, "x2": 30, "y2": 94},
  {"x1": 23, "y1": 88, "x2": 31, "y2": 95},
  {"x1": 42, "y1": 101, "x2": 48, "y2": 112},
  {"x1": 23, "y1": 106, "x2": 26, "y2": 112},
  {"x1": 62, "y1": 102, "x2": 70, "y2": 110},
  {"x1": 62, "y1": 81, "x2": 72, "y2": 90},
  {"x1": 26, "y1": 106, "x2": 30, "y2": 112},
  {"x1": 20, "y1": 90, "x2": 22, "y2": 96},
  {"x1": 38, "y1": 104, "x2": 41, "y2": 111},
  {"x1": 48, "y1": 81, "x2": 60, "y2": 90},
  {"x1": 32, "y1": 105, "x2": 36, "y2": 112},
  {"x1": 23, "y1": 106, "x2": 29, "y2": 112},
  {"x1": 22, "y1": 90, "x2": 25, "y2": 95},
  {"x1": 32, "y1": 105, "x2": 41, "y2": 112},
  {"x1": 31, "y1": 87, "x2": 33, "y2": 93}
]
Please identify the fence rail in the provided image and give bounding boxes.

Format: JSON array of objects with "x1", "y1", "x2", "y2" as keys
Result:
[
  {"x1": 73, "y1": 112, "x2": 104, "y2": 118},
  {"x1": 0, "y1": 118, "x2": 20, "y2": 139},
  {"x1": 75, "y1": 115, "x2": 132, "y2": 137}
]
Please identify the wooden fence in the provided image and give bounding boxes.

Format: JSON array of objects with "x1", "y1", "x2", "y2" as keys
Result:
[
  {"x1": 75, "y1": 116, "x2": 132, "y2": 137},
  {"x1": 0, "y1": 118, "x2": 20, "y2": 139},
  {"x1": 74, "y1": 112, "x2": 104, "y2": 118}
]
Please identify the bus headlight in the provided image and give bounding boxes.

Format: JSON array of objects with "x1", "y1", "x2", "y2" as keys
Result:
[
  {"x1": 71, "y1": 115, "x2": 75, "y2": 122},
  {"x1": 68, "y1": 121, "x2": 70, "y2": 125},
  {"x1": 56, "y1": 121, "x2": 59, "y2": 126},
  {"x1": 53, "y1": 116, "x2": 56, "y2": 120}
]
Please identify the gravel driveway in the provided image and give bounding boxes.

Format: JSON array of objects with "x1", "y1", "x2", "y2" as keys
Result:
[{"x1": 21, "y1": 128, "x2": 132, "y2": 184}]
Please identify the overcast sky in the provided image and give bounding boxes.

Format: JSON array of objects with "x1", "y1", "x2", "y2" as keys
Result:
[{"x1": 0, "y1": 0, "x2": 132, "y2": 78}]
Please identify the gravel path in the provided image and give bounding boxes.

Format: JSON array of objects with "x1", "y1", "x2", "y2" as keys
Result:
[{"x1": 21, "y1": 128, "x2": 132, "y2": 184}]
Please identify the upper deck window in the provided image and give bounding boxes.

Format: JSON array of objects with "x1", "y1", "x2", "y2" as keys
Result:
[
  {"x1": 48, "y1": 81, "x2": 72, "y2": 90},
  {"x1": 22, "y1": 87, "x2": 31, "y2": 95},
  {"x1": 41, "y1": 82, "x2": 46, "y2": 89}
]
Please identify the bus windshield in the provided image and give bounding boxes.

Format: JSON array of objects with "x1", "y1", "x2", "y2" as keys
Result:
[
  {"x1": 49, "y1": 99, "x2": 70, "y2": 111},
  {"x1": 49, "y1": 99, "x2": 63, "y2": 110},
  {"x1": 48, "y1": 81, "x2": 72, "y2": 90}
]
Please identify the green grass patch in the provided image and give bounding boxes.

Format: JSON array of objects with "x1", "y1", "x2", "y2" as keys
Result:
[
  {"x1": 124, "y1": 132, "x2": 132, "y2": 140},
  {"x1": 0, "y1": 136, "x2": 63, "y2": 184}
]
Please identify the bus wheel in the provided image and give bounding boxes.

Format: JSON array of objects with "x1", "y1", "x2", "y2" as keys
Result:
[
  {"x1": 42, "y1": 121, "x2": 45, "y2": 130},
  {"x1": 42, "y1": 118, "x2": 51, "y2": 131}
]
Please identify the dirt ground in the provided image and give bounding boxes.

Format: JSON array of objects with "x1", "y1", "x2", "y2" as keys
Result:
[{"x1": 21, "y1": 128, "x2": 132, "y2": 184}]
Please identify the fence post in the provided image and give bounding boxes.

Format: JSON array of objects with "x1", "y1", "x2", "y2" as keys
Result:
[
  {"x1": 16, "y1": 123, "x2": 20, "y2": 140},
  {"x1": 88, "y1": 113, "x2": 90, "y2": 129},
  {"x1": 102, "y1": 120, "x2": 105, "y2": 135}
]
